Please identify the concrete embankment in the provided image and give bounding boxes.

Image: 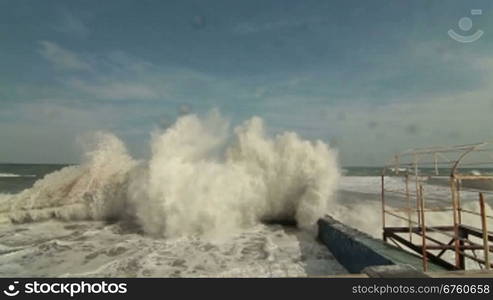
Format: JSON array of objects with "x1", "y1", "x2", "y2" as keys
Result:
[{"x1": 317, "y1": 215, "x2": 448, "y2": 274}]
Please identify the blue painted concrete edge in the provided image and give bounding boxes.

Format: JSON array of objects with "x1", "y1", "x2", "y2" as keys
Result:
[{"x1": 317, "y1": 215, "x2": 447, "y2": 273}]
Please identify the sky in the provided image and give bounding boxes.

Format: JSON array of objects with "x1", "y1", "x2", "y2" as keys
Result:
[{"x1": 1, "y1": 0, "x2": 493, "y2": 166}]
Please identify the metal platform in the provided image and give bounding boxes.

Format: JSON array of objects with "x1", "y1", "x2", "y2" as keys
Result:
[{"x1": 381, "y1": 142, "x2": 493, "y2": 271}]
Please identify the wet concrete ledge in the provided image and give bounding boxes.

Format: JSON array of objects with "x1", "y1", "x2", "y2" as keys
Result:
[{"x1": 317, "y1": 215, "x2": 448, "y2": 274}]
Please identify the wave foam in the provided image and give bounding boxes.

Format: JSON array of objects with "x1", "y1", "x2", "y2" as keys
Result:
[
  {"x1": 0, "y1": 112, "x2": 340, "y2": 238},
  {"x1": 0, "y1": 173, "x2": 36, "y2": 178}
]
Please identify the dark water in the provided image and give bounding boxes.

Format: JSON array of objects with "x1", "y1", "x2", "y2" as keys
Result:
[
  {"x1": 2, "y1": 164, "x2": 492, "y2": 194},
  {"x1": 0, "y1": 164, "x2": 69, "y2": 194},
  {"x1": 0, "y1": 165, "x2": 387, "y2": 194},
  {"x1": 342, "y1": 166, "x2": 382, "y2": 176},
  {"x1": 344, "y1": 166, "x2": 493, "y2": 177}
]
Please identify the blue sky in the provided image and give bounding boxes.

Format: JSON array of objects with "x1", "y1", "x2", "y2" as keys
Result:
[{"x1": 1, "y1": 0, "x2": 493, "y2": 165}]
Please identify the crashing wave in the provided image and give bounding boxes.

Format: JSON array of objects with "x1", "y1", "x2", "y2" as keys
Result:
[{"x1": 0, "y1": 112, "x2": 340, "y2": 238}]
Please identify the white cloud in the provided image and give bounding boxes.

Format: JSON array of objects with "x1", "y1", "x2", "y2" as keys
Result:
[
  {"x1": 105, "y1": 51, "x2": 153, "y2": 74},
  {"x1": 68, "y1": 79, "x2": 160, "y2": 101},
  {"x1": 253, "y1": 54, "x2": 493, "y2": 166},
  {"x1": 36, "y1": 42, "x2": 166, "y2": 100},
  {"x1": 38, "y1": 41, "x2": 92, "y2": 71},
  {"x1": 233, "y1": 16, "x2": 327, "y2": 34},
  {"x1": 53, "y1": 10, "x2": 89, "y2": 38},
  {"x1": 0, "y1": 100, "x2": 158, "y2": 163}
]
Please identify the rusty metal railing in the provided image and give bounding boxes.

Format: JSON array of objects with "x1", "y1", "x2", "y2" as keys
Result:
[{"x1": 381, "y1": 142, "x2": 493, "y2": 271}]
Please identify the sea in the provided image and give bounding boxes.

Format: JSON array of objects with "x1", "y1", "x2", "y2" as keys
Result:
[
  {"x1": 0, "y1": 114, "x2": 491, "y2": 277},
  {"x1": 1, "y1": 163, "x2": 492, "y2": 277},
  {"x1": 0, "y1": 164, "x2": 71, "y2": 194},
  {"x1": 0, "y1": 164, "x2": 380, "y2": 194}
]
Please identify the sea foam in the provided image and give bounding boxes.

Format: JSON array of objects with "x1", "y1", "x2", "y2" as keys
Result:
[{"x1": 0, "y1": 112, "x2": 340, "y2": 237}]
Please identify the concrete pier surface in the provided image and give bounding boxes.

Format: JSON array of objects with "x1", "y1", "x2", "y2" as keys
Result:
[
  {"x1": 427, "y1": 270, "x2": 493, "y2": 278},
  {"x1": 324, "y1": 270, "x2": 493, "y2": 278},
  {"x1": 317, "y1": 215, "x2": 493, "y2": 278}
]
